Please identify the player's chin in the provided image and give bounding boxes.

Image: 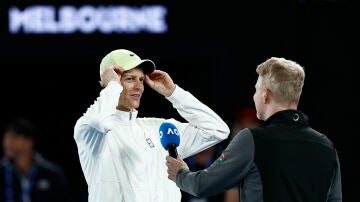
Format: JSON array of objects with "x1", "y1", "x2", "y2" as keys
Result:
[{"x1": 131, "y1": 101, "x2": 141, "y2": 109}]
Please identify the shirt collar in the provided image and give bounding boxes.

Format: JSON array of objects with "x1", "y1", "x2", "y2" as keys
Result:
[
  {"x1": 115, "y1": 109, "x2": 138, "y2": 123},
  {"x1": 261, "y1": 109, "x2": 309, "y2": 127}
]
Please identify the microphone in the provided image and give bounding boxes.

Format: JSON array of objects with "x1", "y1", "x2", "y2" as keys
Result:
[{"x1": 159, "y1": 122, "x2": 180, "y2": 158}]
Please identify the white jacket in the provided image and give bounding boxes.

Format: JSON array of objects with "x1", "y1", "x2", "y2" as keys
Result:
[{"x1": 74, "y1": 81, "x2": 229, "y2": 202}]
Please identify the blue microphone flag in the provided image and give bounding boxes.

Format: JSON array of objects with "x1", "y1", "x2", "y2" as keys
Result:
[{"x1": 159, "y1": 122, "x2": 180, "y2": 150}]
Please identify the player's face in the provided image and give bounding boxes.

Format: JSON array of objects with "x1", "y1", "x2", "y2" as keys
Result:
[{"x1": 117, "y1": 68, "x2": 145, "y2": 111}]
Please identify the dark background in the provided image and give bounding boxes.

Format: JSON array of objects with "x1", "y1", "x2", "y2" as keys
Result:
[{"x1": 0, "y1": 0, "x2": 358, "y2": 201}]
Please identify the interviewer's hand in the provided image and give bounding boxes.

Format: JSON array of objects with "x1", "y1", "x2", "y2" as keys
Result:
[
  {"x1": 166, "y1": 155, "x2": 189, "y2": 182},
  {"x1": 145, "y1": 70, "x2": 176, "y2": 97}
]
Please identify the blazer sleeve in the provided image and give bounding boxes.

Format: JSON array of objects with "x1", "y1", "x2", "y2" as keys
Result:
[{"x1": 175, "y1": 129, "x2": 254, "y2": 197}]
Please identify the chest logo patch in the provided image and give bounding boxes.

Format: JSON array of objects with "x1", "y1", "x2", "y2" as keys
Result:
[{"x1": 146, "y1": 138, "x2": 155, "y2": 148}]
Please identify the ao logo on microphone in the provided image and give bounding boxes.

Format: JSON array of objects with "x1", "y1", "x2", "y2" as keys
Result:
[
  {"x1": 159, "y1": 122, "x2": 180, "y2": 158},
  {"x1": 159, "y1": 127, "x2": 179, "y2": 139}
]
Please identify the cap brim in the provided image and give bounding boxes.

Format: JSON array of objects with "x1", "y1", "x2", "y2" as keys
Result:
[{"x1": 126, "y1": 59, "x2": 156, "y2": 74}]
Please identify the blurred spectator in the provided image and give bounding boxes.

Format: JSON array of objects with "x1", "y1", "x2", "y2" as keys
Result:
[
  {"x1": 0, "y1": 117, "x2": 70, "y2": 202},
  {"x1": 230, "y1": 107, "x2": 260, "y2": 140},
  {"x1": 181, "y1": 145, "x2": 237, "y2": 202}
]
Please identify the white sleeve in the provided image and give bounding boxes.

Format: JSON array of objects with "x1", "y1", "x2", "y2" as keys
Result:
[
  {"x1": 74, "y1": 81, "x2": 122, "y2": 154},
  {"x1": 166, "y1": 85, "x2": 230, "y2": 158}
]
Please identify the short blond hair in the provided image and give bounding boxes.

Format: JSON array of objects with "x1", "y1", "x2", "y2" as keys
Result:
[{"x1": 256, "y1": 57, "x2": 305, "y2": 104}]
